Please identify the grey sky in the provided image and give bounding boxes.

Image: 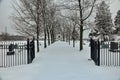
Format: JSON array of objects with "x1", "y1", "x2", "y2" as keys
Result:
[
  {"x1": 0, "y1": 0, "x2": 14, "y2": 34},
  {"x1": 0, "y1": 0, "x2": 120, "y2": 35},
  {"x1": 110, "y1": 0, "x2": 120, "y2": 19}
]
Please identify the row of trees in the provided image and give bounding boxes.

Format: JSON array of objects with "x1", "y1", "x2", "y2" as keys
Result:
[
  {"x1": 12, "y1": 0, "x2": 60, "y2": 52},
  {"x1": 12, "y1": 0, "x2": 98, "y2": 51},
  {"x1": 90, "y1": 1, "x2": 120, "y2": 41},
  {"x1": 13, "y1": 0, "x2": 115, "y2": 51},
  {"x1": 55, "y1": 0, "x2": 97, "y2": 50}
]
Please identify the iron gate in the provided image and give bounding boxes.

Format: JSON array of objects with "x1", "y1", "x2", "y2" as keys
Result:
[{"x1": 0, "y1": 38, "x2": 35, "y2": 67}]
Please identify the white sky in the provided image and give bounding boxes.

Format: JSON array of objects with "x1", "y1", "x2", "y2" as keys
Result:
[
  {"x1": 0, "y1": 0, "x2": 120, "y2": 35},
  {"x1": 110, "y1": 0, "x2": 120, "y2": 19},
  {"x1": 0, "y1": 0, "x2": 14, "y2": 34}
]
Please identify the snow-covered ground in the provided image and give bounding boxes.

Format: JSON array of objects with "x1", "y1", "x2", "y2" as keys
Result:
[{"x1": 0, "y1": 41, "x2": 120, "y2": 80}]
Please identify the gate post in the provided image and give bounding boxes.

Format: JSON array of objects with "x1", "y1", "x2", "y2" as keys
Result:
[
  {"x1": 90, "y1": 38, "x2": 93, "y2": 60},
  {"x1": 97, "y1": 40, "x2": 100, "y2": 66},
  {"x1": 31, "y1": 37, "x2": 35, "y2": 62},
  {"x1": 27, "y1": 38, "x2": 30, "y2": 64},
  {"x1": 33, "y1": 37, "x2": 35, "y2": 59}
]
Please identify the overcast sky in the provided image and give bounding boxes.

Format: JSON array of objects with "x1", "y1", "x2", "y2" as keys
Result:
[
  {"x1": 0, "y1": 0, "x2": 14, "y2": 34},
  {"x1": 0, "y1": 0, "x2": 120, "y2": 35}
]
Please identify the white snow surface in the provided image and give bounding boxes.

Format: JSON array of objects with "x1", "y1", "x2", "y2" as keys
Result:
[{"x1": 0, "y1": 41, "x2": 120, "y2": 80}]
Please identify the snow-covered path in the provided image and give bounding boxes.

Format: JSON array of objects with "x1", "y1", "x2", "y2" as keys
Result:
[{"x1": 0, "y1": 41, "x2": 120, "y2": 80}]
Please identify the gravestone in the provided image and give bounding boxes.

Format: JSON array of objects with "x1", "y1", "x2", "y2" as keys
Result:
[
  {"x1": 101, "y1": 43, "x2": 109, "y2": 48},
  {"x1": 7, "y1": 44, "x2": 15, "y2": 55},
  {"x1": 14, "y1": 44, "x2": 18, "y2": 49},
  {"x1": 110, "y1": 42, "x2": 118, "y2": 52},
  {"x1": 9, "y1": 44, "x2": 14, "y2": 51}
]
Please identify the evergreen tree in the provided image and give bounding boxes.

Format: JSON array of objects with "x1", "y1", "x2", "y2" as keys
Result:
[
  {"x1": 114, "y1": 10, "x2": 120, "y2": 35},
  {"x1": 94, "y1": 1, "x2": 114, "y2": 39}
]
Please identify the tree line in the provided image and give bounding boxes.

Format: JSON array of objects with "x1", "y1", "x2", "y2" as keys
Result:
[
  {"x1": 12, "y1": 0, "x2": 59, "y2": 52},
  {"x1": 12, "y1": 0, "x2": 117, "y2": 52}
]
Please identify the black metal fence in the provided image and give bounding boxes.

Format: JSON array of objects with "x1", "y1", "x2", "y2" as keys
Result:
[
  {"x1": 0, "y1": 38, "x2": 35, "y2": 68},
  {"x1": 90, "y1": 38, "x2": 120, "y2": 66}
]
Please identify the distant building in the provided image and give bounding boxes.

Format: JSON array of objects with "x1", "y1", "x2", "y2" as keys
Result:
[{"x1": 56, "y1": 33, "x2": 62, "y2": 41}]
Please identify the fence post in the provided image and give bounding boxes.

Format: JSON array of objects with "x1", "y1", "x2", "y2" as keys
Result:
[
  {"x1": 97, "y1": 40, "x2": 100, "y2": 66},
  {"x1": 27, "y1": 38, "x2": 30, "y2": 64},
  {"x1": 31, "y1": 37, "x2": 35, "y2": 62},
  {"x1": 90, "y1": 38, "x2": 92, "y2": 59},
  {"x1": 33, "y1": 37, "x2": 35, "y2": 59}
]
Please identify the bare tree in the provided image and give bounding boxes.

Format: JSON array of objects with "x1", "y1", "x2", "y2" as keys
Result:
[
  {"x1": 12, "y1": 0, "x2": 44, "y2": 52},
  {"x1": 55, "y1": 0, "x2": 96, "y2": 50},
  {"x1": 12, "y1": 0, "x2": 58, "y2": 52},
  {"x1": 42, "y1": 0, "x2": 47, "y2": 48},
  {"x1": 77, "y1": 0, "x2": 96, "y2": 50}
]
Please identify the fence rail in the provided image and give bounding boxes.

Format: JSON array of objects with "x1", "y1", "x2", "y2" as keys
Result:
[
  {"x1": 0, "y1": 38, "x2": 35, "y2": 68},
  {"x1": 90, "y1": 39, "x2": 120, "y2": 66}
]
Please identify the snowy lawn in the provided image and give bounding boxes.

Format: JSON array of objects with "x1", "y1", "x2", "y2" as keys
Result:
[{"x1": 0, "y1": 41, "x2": 120, "y2": 80}]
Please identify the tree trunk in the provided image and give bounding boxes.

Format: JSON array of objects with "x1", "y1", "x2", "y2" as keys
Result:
[
  {"x1": 66, "y1": 35, "x2": 68, "y2": 42},
  {"x1": 63, "y1": 33, "x2": 65, "y2": 41},
  {"x1": 47, "y1": 27, "x2": 50, "y2": 46},
  {"x1": 72, "y1": 26, "x2": 76, "y2": 48},
  {"x1": 53, "y1": 32, "x2": 55, "y2": 43},
  {"x1": 43, "y1": 0, "x2": 47, "y2": 48},
  {"x1": 80, "y1": 20, "x2": 83, "y2": 50},
  {"x1": 43, "y1": 17, "x2": 47, "y2": 48},
  {"x1": 37, "y1": 32, "x2": 39, "y2": 52},
  {"x1": 69, "y1": 31, "x2": 70, "y2": 45},
  {"x1": 36, "y1": 0, "x2": 40, "y2": 52},
  {"x1": 50, "y1": 29, "x2": 54, "y2": 44},
  {"x1": 73, "y1": 39, "x2": 75, "y2": 47},
  {"x1": 50, "y1": 33, "x2": 52, "y2": 44},
  {"x1": 78, "y1": 0, "x2": 83, "y2": 51},
  {"x1": 50, "y1": 25, "x2": 55, "y2": 44},
  {"x1": 44, "y1": 27, "x2": 47, "y2": 48}
]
